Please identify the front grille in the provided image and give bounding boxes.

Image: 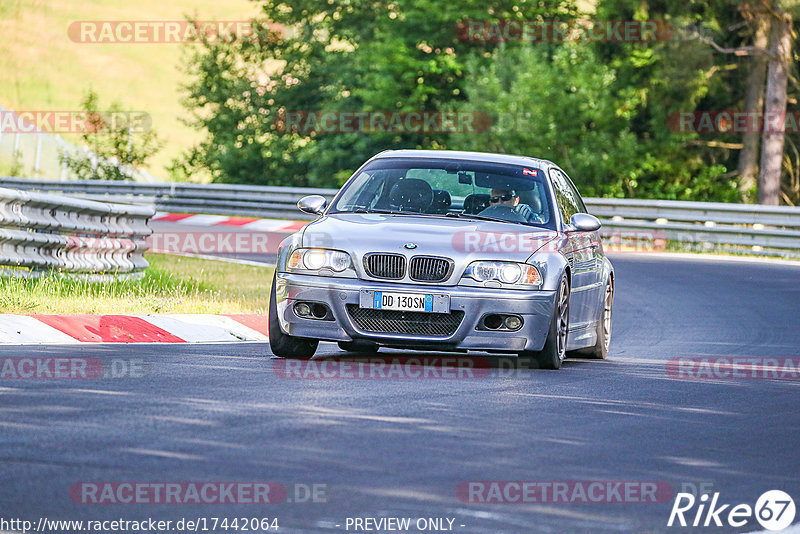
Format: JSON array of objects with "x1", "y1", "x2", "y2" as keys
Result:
[
  {"x1": 364, "y1": 253, "x2": 406, "y2": 279},
  {"x1": 409, "y1": 256, "x2": 452, "y2": 282},
  {"x1": 347, "y1": 305, "x2": 464, "y2": 337}
]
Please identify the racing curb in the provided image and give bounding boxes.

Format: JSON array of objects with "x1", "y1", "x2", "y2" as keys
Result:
[
  {"x1": 151, "y1": 212, "x2": 307, "y2": 232},
  {"x1": 0, "y1": 314, "x2": 268, "y2": 344}
]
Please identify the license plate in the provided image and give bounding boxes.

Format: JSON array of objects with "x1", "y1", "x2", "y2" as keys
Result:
[{"x1": 359, "y1": 290, "x2": 449, "y2": 313}]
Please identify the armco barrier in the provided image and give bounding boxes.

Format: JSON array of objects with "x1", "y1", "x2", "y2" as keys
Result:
[
  {"x1": 2, "y1": 177, "x2": 799, "y2": 258},
  {"x1": 0, "y1": 186, "x2": 154, "y2": 278},
  {"x1": 0, "y1": 177, "x2": 332, "y2": 220}
]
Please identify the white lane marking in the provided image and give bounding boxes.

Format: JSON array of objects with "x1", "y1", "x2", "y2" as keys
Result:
[
  {"x1": 158, "y1": 251, "x2": 274, "y2": 267},
  {"x1": 608, "y1": 251, "x2": 800, "y2": 267},
  {"x1": 243, "y1": 219, "x2": 296, "y2": 231},
  {"x1": 175, "y1": 214, "x2": 230, "y2": 225}
]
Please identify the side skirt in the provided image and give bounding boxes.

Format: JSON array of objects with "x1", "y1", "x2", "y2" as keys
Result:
[{"x1": 566, "y1": 322, "x2": 598, "y2": 352}]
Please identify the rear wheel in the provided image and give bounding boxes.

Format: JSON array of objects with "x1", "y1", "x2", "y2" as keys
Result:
[
  {"x1": 585, "y1": 278, "x2": 613, "y2": 359},
  {"x1": 522, "y1": 274, "x2": 569, "y2": 370},
  {"x1": 268, "y1": 275, "x2": 318, "y2": 359}
]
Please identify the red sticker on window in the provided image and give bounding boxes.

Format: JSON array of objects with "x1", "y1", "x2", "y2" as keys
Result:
[{"x1": 523, "y1": 168, "x2": 537, "y2": 176}]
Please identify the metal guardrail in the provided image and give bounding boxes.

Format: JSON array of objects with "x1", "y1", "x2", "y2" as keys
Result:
[
  {"x1": 0, "y1": 186, "x2": 154, "y2": 279},
  {"x1": 2, "y1": 177, "x2": 799, "y2": 258},
  {"x1": 586, "y1": 198, "x2": 800, "y2": 257}
]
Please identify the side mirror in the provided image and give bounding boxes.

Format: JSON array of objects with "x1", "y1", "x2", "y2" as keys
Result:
[
  {"x1": 569, "y1": 213, "x2": 602, "y2": 232},
  {"x1": 297, "y1": 195, "x2": 328, "y2": 215}
]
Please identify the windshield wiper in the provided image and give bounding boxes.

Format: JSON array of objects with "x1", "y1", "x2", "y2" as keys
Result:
[
  {"x1": 349, "y1": 208, "x2": 399, "y2": 215},
  {"x1": 348, "y1": 208, "x2": 439, "y2": 216},
  {"x1": 447, "y1": 211, "x2": 548, "y2": 228},
  {"x1": 445, "y1": 212, "x2": 508, "y2": 223}
]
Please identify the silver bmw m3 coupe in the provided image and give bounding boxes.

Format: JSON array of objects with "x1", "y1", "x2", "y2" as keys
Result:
[{"x1": 269, "y1": 150, "x2": 614, "y2": 369}]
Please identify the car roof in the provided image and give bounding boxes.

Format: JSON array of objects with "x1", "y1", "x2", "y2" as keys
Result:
[{"x1": 370, "y1": 149, "x2": 556, "y2": 169}]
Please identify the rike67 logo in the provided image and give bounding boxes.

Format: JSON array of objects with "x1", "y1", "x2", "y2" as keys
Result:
[{"x1": 668, "y1": 490, "x2": 796, "y2": 531}]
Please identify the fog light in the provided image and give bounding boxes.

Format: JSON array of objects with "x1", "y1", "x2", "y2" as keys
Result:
[
  {"x1": 295, "y1": 302, "x2": 311, "y2": 317},
  {"x1": 311, "y1": 303, "x2": 328, "y2": 319},
  {"x1": 504, "y1": 315, "x2": 522, "y2": 330},
  {"x1": 484, "y1": 314, "x2": 503, "y2": 330}
]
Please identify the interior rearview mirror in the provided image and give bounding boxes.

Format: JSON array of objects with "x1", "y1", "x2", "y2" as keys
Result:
[
  {"x1": 297, "y1": 195, "x2": 328, "y2": 215},
  {"x1": 569, "y1": 213, "x2": 602, "y2": 232}
]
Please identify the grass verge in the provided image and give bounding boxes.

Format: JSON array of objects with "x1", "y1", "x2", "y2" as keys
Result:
[
  {"x1": 0, "y1": 253, "x2": 273, "y2": 315},
  {"x1": 0, "y1": 0, "x2": 260, "y2": 177}
]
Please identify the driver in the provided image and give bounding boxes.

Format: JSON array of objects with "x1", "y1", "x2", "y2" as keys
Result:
[
  {"x1": 479, "y1": 188, "x2": 536, "y2": 222},
  {"x1": 488, "y1": 189, "x2": 519, "y2": 207}
]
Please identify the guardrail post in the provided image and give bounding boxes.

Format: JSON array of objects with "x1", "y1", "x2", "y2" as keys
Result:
[{"x1": 34, "y1": 134, "x2": 42, "y2": 178}]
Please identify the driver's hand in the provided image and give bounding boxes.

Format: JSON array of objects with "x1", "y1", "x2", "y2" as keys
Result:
[{"x1": 513, "y1": 203, "x2": 535, "y2": 221}]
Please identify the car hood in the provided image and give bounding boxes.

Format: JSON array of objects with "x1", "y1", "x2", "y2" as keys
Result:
[{"x1": 301, "y1": 213, "x2": 558, "y2": 265}]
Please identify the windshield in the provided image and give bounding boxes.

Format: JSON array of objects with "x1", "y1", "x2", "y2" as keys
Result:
[{"x1": 330, "y1": 157, "x2": 555, "y2": 228}]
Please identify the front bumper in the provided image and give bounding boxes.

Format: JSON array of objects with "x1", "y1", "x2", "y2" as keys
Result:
[{"x1": 275, "y1": 273, "x2": 556, "y2": 352}]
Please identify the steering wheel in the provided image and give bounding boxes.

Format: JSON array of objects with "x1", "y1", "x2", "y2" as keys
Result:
[
  {"x1": 477, "y1": 204, "x2": 528, "y2": 223},
  {"x1": 479, "y1": 203, "x2": 544, "y2": 224}
]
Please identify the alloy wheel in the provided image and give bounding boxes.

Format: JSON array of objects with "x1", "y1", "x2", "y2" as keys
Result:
[{"x1": 557, "y1": 278, "x2": 569, "y2": 361}]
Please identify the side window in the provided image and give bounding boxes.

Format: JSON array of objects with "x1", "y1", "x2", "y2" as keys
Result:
[
  {"x1": 549, "y1": 168, "x2": 580, "y2": 224},
  {"x1": 561, "y1": 171, "x2": 587, "y2": 213}
]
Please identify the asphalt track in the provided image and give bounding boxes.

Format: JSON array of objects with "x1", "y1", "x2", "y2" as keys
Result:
[{"x1": 1, "y1": 254, "x2": 799, "y2": 533}]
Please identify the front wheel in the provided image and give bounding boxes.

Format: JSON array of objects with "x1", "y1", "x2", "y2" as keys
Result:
[
  {"x1": 268, "y1": 275, "x2": 318, "y2": 359},
  {"x1": 521, "y1": 274, "x2": 569, "y2": 370}
]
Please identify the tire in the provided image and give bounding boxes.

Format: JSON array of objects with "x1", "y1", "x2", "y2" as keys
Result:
[
  {"x1": 268, "y1": 275, "x2": 318, "y2": 359},
  {"x1": 522, "y1": 274, "x2": 570, "y2": 370},
  {"x1": 585, "y1": 277, "x2": 614, "y2": 359},
  {"x1": 337, "y1": 341, "x2": 380, "y2": 354}
]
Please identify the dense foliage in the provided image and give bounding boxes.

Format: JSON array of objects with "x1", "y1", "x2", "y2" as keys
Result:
[
  {"x1": 176, "y1": 0, "x2": 799, "y2": 203},
  {"x1": 66, "y1": 90, "x2": 162, "y2": 181}
]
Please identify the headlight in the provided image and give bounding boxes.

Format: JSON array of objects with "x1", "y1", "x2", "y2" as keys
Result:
[
  {"x1": 288, "y1": 248, "x2": 353, "y2": 273},
  {"x1": 462, "y1": 261, "x2": 541, "y2": 287}
]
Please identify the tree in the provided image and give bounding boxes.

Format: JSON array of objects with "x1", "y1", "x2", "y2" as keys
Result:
[
  {"x1": 737, "y1": 3, "x2": 770, "y2": 201},
  {"x1": 758, "y1": 1, "x2": 794, "y2": 205},
  {"x1": 176, "y1": 0, "x2": 577, "y2": 187},
  {"x1": 65, "y1": 90, "x2": 162, "y2": 181},
  {"x1": 595, "y1": 0, "x2": 799, "y2": 203},
  {"x1": 452, "y1": 44, "x2": 643, "y2": 197}
]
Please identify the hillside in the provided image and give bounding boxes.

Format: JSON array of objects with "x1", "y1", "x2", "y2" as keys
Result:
[{"x1": 0, "y1": 0, "x2": 259, "y2": 180}]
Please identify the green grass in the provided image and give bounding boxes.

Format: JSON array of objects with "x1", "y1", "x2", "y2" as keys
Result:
[
  {"x1": 0, "y1": 0, "x2": 259, "y2": 179},
  {"x1": 0, "y1": 253, "x2": 274, "y2": 314}
]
